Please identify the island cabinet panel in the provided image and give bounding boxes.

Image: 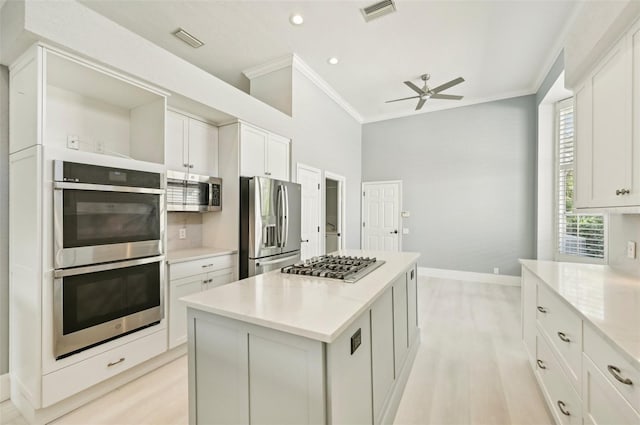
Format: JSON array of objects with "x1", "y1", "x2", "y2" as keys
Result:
[
  {"x1": 248, "y1": 331, "x2": 325, "y2": 425},
  {"x1": 371, "y1": 287, "x2": 395, "y2": 423},
  {"x1": 393, "y1": 274, "x2": 409, "y2": 374},
  {"x1": 406, "y1": 265, "x2": 418, "y2": 345},
  {"x1": 521, "y1": 269, "x2": 538, "y2": 367},
  {"x1": 326, "y1": 311, "x2": 373, "y2": 425},
  {"x1": 190, "y1": 315, "x2": 249, "y2": 425}
]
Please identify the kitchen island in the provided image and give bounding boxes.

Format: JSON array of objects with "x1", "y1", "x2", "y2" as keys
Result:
[{"x1": 181, "y1": 250, "x2": 420, "y2": 425}]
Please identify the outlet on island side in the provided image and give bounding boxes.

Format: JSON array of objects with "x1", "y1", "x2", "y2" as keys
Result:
[
  {"x1": 493, "y1": 267, "x2": 500, "y2": 275},
  {"x1": 627, "y1": 241, "x2": 636, "y2": 259},
  {"x1": 179, "y1": 228, "x2": 187, "y2": 240}
]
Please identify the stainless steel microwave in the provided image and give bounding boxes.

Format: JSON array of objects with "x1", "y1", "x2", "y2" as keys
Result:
[{"x1": 166, "y1": 170, "x2": 222, "y2": 212}]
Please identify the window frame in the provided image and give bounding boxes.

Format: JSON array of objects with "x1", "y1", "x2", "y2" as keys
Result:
[{"x1": 554, "y1": 97, "x2": 608, "y2": 264}]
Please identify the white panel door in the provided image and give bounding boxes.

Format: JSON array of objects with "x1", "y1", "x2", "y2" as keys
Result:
[
  {"x1": 362, "y1": 182, "x2": 400, "y2": 251},
  {"x1": 166, "y1": 111, "x2": 188, "y2": 171},
  {"x1": 240, "y1": 124, "x2": 267, "y2": 177},
  {"x1": 297, "y1": 164, "x2": 321, "y2": 260},
  {"x1": 266, "y1": 134, "x2": 290, "y2": 181},
  {"x1": 188, "y1": 118, "x2": 218, "y2": 176}
]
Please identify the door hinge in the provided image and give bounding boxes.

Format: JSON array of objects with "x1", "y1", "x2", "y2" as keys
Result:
[
  {"x1": 363, "y1": 222, "x2": 366, "y2": 228},
  {"x1": 363, "y1": 191, "x2": 365, "y2": 196},
  {"x1": 317, "y1": 226, "x2": 320, "y2": 232},
  {"x1": 318, "y1": 183, "x2": 320, "y2": 190}
]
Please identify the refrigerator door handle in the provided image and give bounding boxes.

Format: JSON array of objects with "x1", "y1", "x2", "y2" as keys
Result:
[
  {"x1": 276, "y1": 185, "x2": 285, "y2": 247},
  {"x1": 283, "y1": 185, "x2": 290, "y2": 248}
]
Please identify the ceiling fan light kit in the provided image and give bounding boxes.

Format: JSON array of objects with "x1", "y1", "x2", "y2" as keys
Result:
[{"x1": 386, "y1": 73, "x2": 465, "y2": 110}]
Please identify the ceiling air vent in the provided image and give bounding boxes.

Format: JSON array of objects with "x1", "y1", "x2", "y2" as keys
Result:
[
  {"x1": 361, "y1": 0, "x2": 396, "y2": 22},
  {"x1": 173, "y1": 28, "x2": 205, "y2": 48}
]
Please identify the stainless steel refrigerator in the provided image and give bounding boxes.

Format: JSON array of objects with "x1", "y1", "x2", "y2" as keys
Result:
[{"x1": 239, "y1": 176, "x2": 301, "y2": 278}]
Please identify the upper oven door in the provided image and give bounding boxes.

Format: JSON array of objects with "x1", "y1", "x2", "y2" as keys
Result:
[{"x1": 54, "y1": 183, "x2": 165, "y2": 269}]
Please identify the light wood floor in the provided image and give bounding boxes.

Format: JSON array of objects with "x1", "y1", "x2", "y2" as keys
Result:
[{"x1": 1, "y1": 277, "x2": 552, "y2": 425}]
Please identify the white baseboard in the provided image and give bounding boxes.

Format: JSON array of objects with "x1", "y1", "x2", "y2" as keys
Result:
[
  {"x1": 418, "y1": 267, "x2": 521, "y2": 286},
  {"x1": 1, "y1": 373, "x2": 9, "y2": 402}
]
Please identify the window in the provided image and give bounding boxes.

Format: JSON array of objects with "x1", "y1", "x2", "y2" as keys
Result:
[{"x1": 556, "y1": 98, "x2": 606, "y2": 261}]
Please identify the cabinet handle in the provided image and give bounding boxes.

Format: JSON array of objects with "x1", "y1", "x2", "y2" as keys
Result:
[
  {"x1": 557, "y1": 332, "x2": 571, "y2": 343},
  {"x1": 607, "y1": 365, "x2": 633, "y2": 385},
  {"x1": 183, "y1": 163, "x2": 189, "y2": 168},
  {"x1": 557, "y1": 401, "x2": 570, "y2": 416},
  {"x1": 616, "y1": 188, "x2": 630, "y2": 195},
  {"x1": 201, "y1": 264, "x2": 214, "y2": 268},
  {"x1": 537, "y1": 306, "x2": 547, "y2": 313},
  {"x1": 107, "y1": 357, "x2": 125, "y2": 367},
  {"x1": 189, "y1": 164, "x2": 194, "y2": 168},
  {"x1": 265, "y1": 171, "x2": 271, "y2": 176},
  {"x1": 536, "y1": 359, "x2": 546, "y2": 369},
  {"x1": 301, "y1": 239, "x2": 309, "y2": 243}
]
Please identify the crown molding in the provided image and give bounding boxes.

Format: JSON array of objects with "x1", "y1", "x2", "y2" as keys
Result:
[
  {"x1": 291, "y1": 54, "x2": 363, "y2": 123},
  {"x1": 362, "y1": 89, "x2": 535, "y2": 124},
  {"x1": 242, "y1": 55, "x2": 293, "y2": 80}
]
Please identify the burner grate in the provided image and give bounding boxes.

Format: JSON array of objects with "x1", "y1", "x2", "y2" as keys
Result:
[{"x1": 281, "y1": 255, "x2": 385, "y2": 283}]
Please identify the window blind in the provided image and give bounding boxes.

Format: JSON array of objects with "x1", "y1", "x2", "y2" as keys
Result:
[{"x1": 556, "y1": 99, "x2": 605, "y2": 259}]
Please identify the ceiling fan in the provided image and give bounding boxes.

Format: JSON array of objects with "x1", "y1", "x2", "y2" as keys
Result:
[{"x1": 386, "y1": 74, "x2": 465, "y2": 110}]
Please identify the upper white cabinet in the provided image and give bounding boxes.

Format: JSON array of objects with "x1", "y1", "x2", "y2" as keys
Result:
[
  {"x1": 10, "y1": 45, "x2": 167, "y2": 164},
  {"x1": 239, "y1": 123, "x2": 290, "y2": 180},
  {"x1": 575, "y1": 22, "x2": 640, "y2": 209},
  {"x1": 166, "y1": 110, "x2": 219, "y2": 176}
]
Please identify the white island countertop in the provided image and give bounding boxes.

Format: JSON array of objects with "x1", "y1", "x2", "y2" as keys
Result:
[
  {"x1": 520, "y1": 259, "x2": 640, "y2": 370},
  {"x1": 166, "y1": 247, "x2": 237, "y2": 264},
  {"x1": 181, "y1": 250, "x2": 420, "y2": 343}
]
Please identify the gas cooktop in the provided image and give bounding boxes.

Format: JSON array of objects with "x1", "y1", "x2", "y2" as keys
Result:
[{"x1": 280, "y1": 255, "x2": 385, "y2": 283}]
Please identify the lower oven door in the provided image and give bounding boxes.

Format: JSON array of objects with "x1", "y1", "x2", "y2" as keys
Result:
[{"x1": 54, "y1": 256, "x2": 164, "y2": 359}]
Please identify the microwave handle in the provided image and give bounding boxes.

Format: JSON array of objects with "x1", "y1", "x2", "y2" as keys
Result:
[{"x1": 208, "y1": 183, "x2": 213, "y2": 207}]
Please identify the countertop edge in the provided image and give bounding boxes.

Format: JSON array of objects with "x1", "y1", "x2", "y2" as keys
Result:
[
  {"x1": 520, "y1": 260, "x2": 640, "y2": 372},
  {"x1": 166, "y1": 248, "x2": 238, "y2": 264}
]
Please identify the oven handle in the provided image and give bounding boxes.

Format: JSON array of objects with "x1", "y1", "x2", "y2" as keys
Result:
[
  {"x1": 54, "y1": 181, "x2": 165, "y2": 195},
  {"x1": 54, "y1": 255, "x2": 165, "y2": 278}
]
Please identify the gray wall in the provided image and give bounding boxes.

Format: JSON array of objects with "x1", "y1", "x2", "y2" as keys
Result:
[
  {"x1": 1, "y1": 64, "x2": 8, "y2": 375},
  {"x1": 362, "y1": 95, "x2": 537, "y2": 276}
]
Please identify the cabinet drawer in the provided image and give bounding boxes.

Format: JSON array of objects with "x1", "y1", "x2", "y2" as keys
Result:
[
  {"x1": 583, "y1": 354, "x2": 640, "y2": 425},
  {"x1": 42, "y1": 329, "x2": 166, "y2": 406},
  {"x1": 584, "y1": 324, "x2": 640, "y2": 413},
  {"x1": 537, "y1": 283, "x2": 583, "y2": 393},
  {"x1": 536, "y1": 332, "x2": 583, "y2": 425},
  {"x1": 169, "y1": 255, "x2": 234, "y2": 281}
]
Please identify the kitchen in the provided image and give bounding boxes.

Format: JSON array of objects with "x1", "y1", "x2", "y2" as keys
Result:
[{"x1": 1, "y1": 1, "x2": 639, "y2": 424}]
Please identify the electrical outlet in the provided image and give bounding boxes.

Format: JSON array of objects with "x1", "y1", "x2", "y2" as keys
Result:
[
  {"x1": 402, "y1": 228, "x2": 409, "y2": 234},
  {"x1": 96, "y1": 140, "x2": 105, "y2": 153},
  {"x1": 401, "y1": 211, "x2": 411, "y2": 218},
  {"x1": 67, "y1": 135, "x2": 79, "y2": 150},
  {"x1": 493, "y1": 267, "x2": 500, "y2": 275},
  {"x1": 179, "y1": 228, "x2": 187, "y2": 240},
  {"x1": 627, "y1": 241, "x2": 636, "y2": 259}
]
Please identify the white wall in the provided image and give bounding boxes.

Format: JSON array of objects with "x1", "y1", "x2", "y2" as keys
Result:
[
  {"x1": 0, "y1": 65, "x2": 8, "y2": 375},
  {"x1": 291, "y1": 68, "x2": 362, "y2": 249}
]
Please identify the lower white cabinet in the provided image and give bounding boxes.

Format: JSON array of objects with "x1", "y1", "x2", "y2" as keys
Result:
[
  {"x1": 406, "y1": 265, "x2": 418, "y2": 345},
  {"x1": 168, "y1": 254, "x2": 236, "y2": 349},
  {"x1": 371, "y1": 288, "x2": 395, "y2": 423},
  {"x1": 393, "y1": 274, "x2": 409, "y2": 374}
]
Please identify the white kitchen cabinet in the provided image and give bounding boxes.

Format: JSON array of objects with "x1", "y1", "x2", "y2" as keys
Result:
[
  {"x1": 521, "y1": 269, "x2": 538, "y2": 367},
  {"x1": 166, "y1": 110, "x2": 218, "y2": 176},
  {"x1": 371, "y1": 287, "x2": 395, "y2": 424},
  {"x1": 575, "y1": 21, "x2": 640, "y2": 209},
  {"x1": 406, "y1": 265, "x2": 418, "y2": 345},
  {"x1": 167, "y1": 254, "x2": 235, "y2": 349},
  {"x1": 393, "y1": 274, "x2": 409, "y2": 375},
  {"x1": 239, "y1": 122, "x2": 290, "y2": 180}
]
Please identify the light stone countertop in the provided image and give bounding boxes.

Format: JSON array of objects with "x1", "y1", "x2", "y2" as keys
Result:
[
  {"x1": 181, "y1": 250, "x2": 420, "y2": 343},
  {"x1": 520, "y1": 259, "x2": 640, "y2": 370},
  {"x1": 166, "y1": 247, "x2": 237, "y2": 264}
]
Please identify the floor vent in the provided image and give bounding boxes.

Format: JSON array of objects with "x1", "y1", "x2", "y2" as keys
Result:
[{"x1": 361, "y1": 0, "x2": 396, "y2": 22}]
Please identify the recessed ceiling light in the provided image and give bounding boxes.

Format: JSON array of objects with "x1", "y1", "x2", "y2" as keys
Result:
[
  {"x1": 290, "y1": 14, "x2": 304, "y2": 25},
  {"x1": 173, "y1": 28, "x2": 204, "y2": 48},
  {"x1": 328, "y1": 57, "x2": 339, "y2": 65}
]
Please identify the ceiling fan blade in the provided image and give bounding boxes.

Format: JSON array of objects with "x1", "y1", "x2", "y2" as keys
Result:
[
  {"x1": 415, "y1": 98, "x2": 427, "y2": 110},
  {"x1": 430, "y1": 94, "x2": 464, "y2": 100},
  {"x1": 404, "y1": 81, "x2": 425, "y2": 95},
  {"x1": 431, "y1": 77, "x2": 465, "y2": 94},
  {"x1": 385, "y1": 95, "x2": 421, "y2": 103}
]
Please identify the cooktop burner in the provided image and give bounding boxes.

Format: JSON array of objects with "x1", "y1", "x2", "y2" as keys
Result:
[{"x1": 281, "y1": 255, "x2": 385, "y2": 283}]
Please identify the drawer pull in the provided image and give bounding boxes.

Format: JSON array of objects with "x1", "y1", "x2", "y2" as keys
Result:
[
  {"x1": 557, "y1": 332, "x2": 571, "y2": 343},
  {"x1": 201, "y1": 264, "x2": 214, "y2": 268},
  {"x1": 107, "y1": 357, "x2": 125, "y2": 367},
  {"x1": 536, "y1": 306, "x2": 547, "y2": 313},
  {"x1": 607, "y1": 365, "x2": 633, "y2": 385},
  {"x1": 536, "y1": 359, "x2": 546, "y2": 369},
  {"x1": 557, "y1": 401, "x2": 570, "y2": 416}
]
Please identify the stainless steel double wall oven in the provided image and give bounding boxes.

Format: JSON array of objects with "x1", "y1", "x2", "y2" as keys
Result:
[{"x1": 53, "y1": 161, "x2": 165, "y2": 359}]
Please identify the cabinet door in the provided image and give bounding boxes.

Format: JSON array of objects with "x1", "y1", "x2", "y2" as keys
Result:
[
  {"x1": 169, "y1": 275, "x2": 206, "y2": 349},
  {"x1": 574, "y1": 80, "x2": 593, "y2": 209},
  {"x1": 583, "y1": 355, "x2": 640, "y2": 425},
  {"x1": 166, "y1": 111, "x2": 189, "y2": 171},
  {"x1": 240, "y1": 124, "x2": 267, "y2": 178},
  {"x1": 393, "y1": 274, "x2": 409, "y2": 375},
  {"x1": 188, "y1": 118, "x2": 218, "y2": 176},
  {"x1": 590, "y1": 41, "x2": 632, "y2": 207},
  {"x1": 206, "y1": 267, "x2": 234, "y2": 289},
  {"x1": 266, "y1": 133, "x2": 290, "y2": 181},
  {"x1": 406, "y1": 265, "x2": 418, "y2": 345},
  {"x1": 371, "y1": 287, "x2": 395, "y2": 424}
]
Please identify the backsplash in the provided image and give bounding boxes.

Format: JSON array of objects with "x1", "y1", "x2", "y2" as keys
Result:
[
  {"x1": 608, "y1": 213, "x2": 640, "y2": 277},
  {"x1": 167, "y1": 213, "x2": 203, "y2": 251}
]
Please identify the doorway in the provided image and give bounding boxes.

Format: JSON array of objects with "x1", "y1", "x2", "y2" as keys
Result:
[
  {"x1": 296, "y1": 163, "x2": 322, "y2": 260},
  {"x1": 324, "y1": 172, "x2": 346, "y2": 254},
  {"x1": 361, "y1": 181, "x2": 402, "y2": 251}
]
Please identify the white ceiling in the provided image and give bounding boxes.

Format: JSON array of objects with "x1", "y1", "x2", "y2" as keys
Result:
[{"x1": 81, "y1": 0, "x2": 579, "y2": 123}]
